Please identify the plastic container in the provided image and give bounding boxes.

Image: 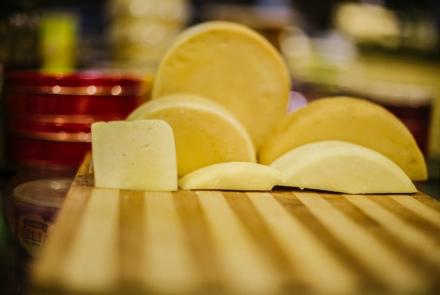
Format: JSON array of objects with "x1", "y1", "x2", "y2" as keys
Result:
[
  {"x1": 5, "y1": 71, "x2": 147, "y2": 167},
  {"x1": 13, "y1": 178, "x2": 71, "y2": 256}
]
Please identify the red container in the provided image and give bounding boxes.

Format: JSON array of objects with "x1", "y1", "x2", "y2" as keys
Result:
[{"x1": 5, "y1": 71, "x2": 147, "y2": 167}]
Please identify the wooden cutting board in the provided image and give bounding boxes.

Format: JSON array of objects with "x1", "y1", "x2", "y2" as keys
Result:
[{"x1": 32, "y1": 154, "x2": 440, "y2": 294}]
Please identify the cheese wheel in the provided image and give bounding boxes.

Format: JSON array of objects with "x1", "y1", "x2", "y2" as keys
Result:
[
  {"x1": 127, "y1": 94, "x2": 256, "y2": 175},
  {"x1": 152, "y1": 21, "x2": 290, "y2": 149},
  {"x1": 260, "y1": 97, "x2": 427, "y2": 181},
  {"x1": 271, "y1": 141, "x2": 416, "y2": 194}
]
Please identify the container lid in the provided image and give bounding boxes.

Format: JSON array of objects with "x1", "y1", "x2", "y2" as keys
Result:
[
  {"x1": 6, "y1": 71, "x2": 146, "y2": 96},
  {"x1": 7, "y1": 71, "x2": 143, "y2": 87},
  {"x1": 13, "y1": 178, "x2": 72, "y2": 208}
]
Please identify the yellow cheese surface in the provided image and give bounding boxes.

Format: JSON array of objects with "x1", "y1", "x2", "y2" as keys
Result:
[
  {"x1": 271, "y1": 141, "x2": 416, "y2": 194},
  {"x1": 179, "y1": 162, "x2": 281, "y2": 191},
  {"x1": 92, "y1": 120, "x2": 177, "y2": 191},
  {"x1": 260, "y1": 97, "x2": 427, "y2": 181},
  {"x1": 152, "y1": 21, "x2": 290, "y2": 150},
  {"x1": 127, "y1": 94, "x2": 256, "y2": 176}
]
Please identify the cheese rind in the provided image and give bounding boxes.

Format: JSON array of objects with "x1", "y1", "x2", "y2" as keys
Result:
[
  {"x1": 260, "y1": 97, "x2": 427, "y2": 181},
  {"x1": 127, "y1": 94, "x2": 256, "y2": 176},
  {"x1": 270, "y1": 141, "x2": 417, "y2": 194},
  {"x1": 92, "y1": 120, "x2": 177, "y2": 191},
  {"x1": 152, "y1": 21, "x2": 290, "y2": 149},
  {"x1": 179, "y1": 162, "x2": 281, "y2": 191}
]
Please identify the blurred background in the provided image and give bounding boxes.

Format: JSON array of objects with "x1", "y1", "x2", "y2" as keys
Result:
[
  {"x1": 1, "y1": 0, "x2": 439, "y2": 174},
  {"x1": 0, "y1": 0, "x2": 439, "y2": 293}
]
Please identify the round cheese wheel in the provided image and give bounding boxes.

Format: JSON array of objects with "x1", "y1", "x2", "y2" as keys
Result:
[
  {"x1": 260, "y1": 97, "x2": 427, "y2": 181},
  {"x1": 128, "y1": 94, "x2": 256, "y2": 175},
  {"x1": 152, "y1": 21, "x2": 290, "y2": 150}
]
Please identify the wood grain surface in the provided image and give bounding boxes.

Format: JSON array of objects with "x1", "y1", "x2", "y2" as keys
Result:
[{"x1": 31, "y1": 154, "x2": 440, "y2": 294}]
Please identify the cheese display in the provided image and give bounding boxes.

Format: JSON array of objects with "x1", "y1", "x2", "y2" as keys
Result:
[
  {"x1": 127, "y1": 94, "x2": 256, "y2": 176},
  {"x1": 271, "y1": 141, "x2": 416, "y2": 194},
  {"x1": 151, "y1": 21, "x2": 290, "y2": 149},
  {"x1": 91, "y1": 120, "x2": 177, "y2": 191},
  {"x1": 260, "y1": 97, "x2": 427, "y2": 181},
  {"x1": 179, "y1": 162, "x2": 281, "y2": 191}
]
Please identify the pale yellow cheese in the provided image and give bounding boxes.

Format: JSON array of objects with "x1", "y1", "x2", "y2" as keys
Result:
[
  {"x1": 179, "y1": 162, "x2": 281, "y2": 191},
  {"x1": 127, "y1": 94, "x2": 256, "y2": 176},
  {"x1": 270, "y1": 141, "x2": 416, "y2": 194},
  {"x1": 152, "y1": 21, "x2": 290, "y2": 149},
  {"x1": 260, "y1": 97, "x2": 427, "y2": 181},
  {"x1": 91, "y1": 120, "x2": 177, "y2": 191}
]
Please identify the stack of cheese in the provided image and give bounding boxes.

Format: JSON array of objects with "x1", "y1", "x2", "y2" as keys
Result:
[{"x1": 92, "y1": 21, "x2": 426, "y2": 194}]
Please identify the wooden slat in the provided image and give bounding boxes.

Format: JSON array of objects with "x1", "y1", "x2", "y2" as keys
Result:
[
  {"x1": 60, "y1": 188, "x2": 119, "y2": 291},
  {"x1": 322, "y1": 193, "x2": 440, "y2": 283},
  {"x1": 390, "y1": 195, "x2": 440, "y2": 228},
  {"x1": 295, "y1": 192, "x2": 427, "y2": 292},
  {"x1": 345, "y1": 195, "x2": 440, "y2": 269},
  {"x1": 367, "y1": 195, "x2": 440, "y2": 242},
  {"x1": 197, "y1": 191, "x2": 281, "y2": 294},
  {"x1": 223, "y1": 192, "x2": 293, "y2": 282},
  {"x1": 248, "y1": 192, "x2": 359, "y2": 294},
  {"x1": 141, "y1": 192, "x2": 200, "y2": 293},
  {"x1": 173, "y1": 191, "x2": 224, "y2": 289},
  {"x1": 119, "y1": 190, "x2": 145, "y2": 288}
]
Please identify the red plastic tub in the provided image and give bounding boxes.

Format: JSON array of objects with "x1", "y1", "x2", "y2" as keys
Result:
[{"x1": 5, "y1": 71, "x2": 147, "y2": 167}]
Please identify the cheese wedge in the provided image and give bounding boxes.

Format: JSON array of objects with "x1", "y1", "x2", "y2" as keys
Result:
[
  {"x1": 127, "y1": 94, "x2": 256, "y2": 176},
  {"x1": 179, "y1": 162, "x2": 281, "y2": 191},
  {"x1": 260, "y1": 97, "x2": 427, "y2": 180},
  {"x1": 152, "y1": 21, "x2": 290, "y2": 149},
  {"x1": 271, "y1": 141, "x2": 416, "y2": 194},
  {"x1": 91, "y1": 120, "x2": 177, "y2": 191}
]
